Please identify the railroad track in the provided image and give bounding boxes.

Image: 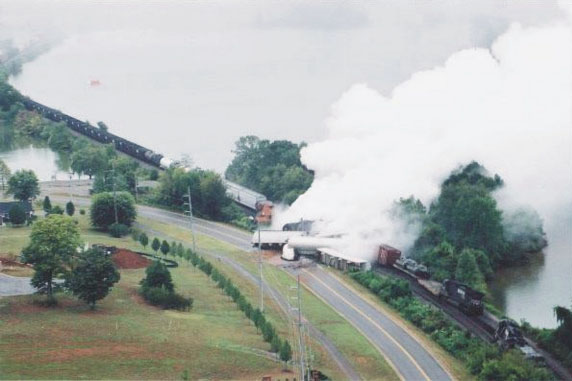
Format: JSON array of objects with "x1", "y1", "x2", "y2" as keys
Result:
[
  {"x1": 374, "y1": 265, "x2": 572, "y2": 381},
  {"x1": 374, "y1": 266, "x2": 495, "y2": 341}
]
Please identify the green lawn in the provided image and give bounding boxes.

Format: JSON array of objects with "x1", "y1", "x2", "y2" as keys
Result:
[{"x1": 0, "y1": 265, "x2": 290, "y2": 380}]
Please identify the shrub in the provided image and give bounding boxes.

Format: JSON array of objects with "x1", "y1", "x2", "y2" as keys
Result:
[
  {"x1": 79, "y1": 209, "x2": 86, "y2": 215},
  {"x1": 109, "y1": 223, "x2": 129, "y2": 238},
  {"x1": 8, "y1": 204, "x2": 27, "y2": 225},
  {"x1": 50, "y1": 205, "x2": 64, "y2": 215},
  {"x1": 140, "y1": 261, "x2": 174, "y2": 292},
  {"x1": 65, "y1": 201, "x2": 75, "y2": 216},
  {"x1": 141, "y1": 286, "x2": 192, "y2": 311}
]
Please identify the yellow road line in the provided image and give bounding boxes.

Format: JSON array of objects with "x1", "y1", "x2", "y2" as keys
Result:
[{"x1": 302, "y1": 269, "x2": 431, "y2": 381}]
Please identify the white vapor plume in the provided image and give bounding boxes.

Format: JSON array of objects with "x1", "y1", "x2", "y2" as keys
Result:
[{"x1": 276, "y1": 16, "x2": 572, "y2": 261}]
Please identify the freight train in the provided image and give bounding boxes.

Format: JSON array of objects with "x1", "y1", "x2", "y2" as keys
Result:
[
  {"x1": 376, "y1": 246, "x2": 485, "y2": 316},
  {"x1": 21, "y1": 98, "x2": 174, "y2": 169}
]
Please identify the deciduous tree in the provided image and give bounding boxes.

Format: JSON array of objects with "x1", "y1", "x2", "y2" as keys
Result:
[
  {"x1": 67, "y1": 248, "x2": 120, "y2": 309},
  {"x1": 7, "y1": 169, "x2": 39, "y2": 201},
  {"x1": 21, "y1": 215, "x2": 81, "y2": 304}
]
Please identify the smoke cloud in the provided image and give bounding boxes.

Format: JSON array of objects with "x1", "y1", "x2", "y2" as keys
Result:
[{"x1": 276, "y1": 15, "x2": 572, "y2": 260}]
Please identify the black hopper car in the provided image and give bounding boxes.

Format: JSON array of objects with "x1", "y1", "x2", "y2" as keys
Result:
[{"x1": 21, "y1": 98, "x2": 167, "y2": 169}]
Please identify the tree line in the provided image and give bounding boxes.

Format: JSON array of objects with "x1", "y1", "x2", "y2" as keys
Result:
[
  {"x1": 395, "y1": 161, "x2": 547, "y2": 292},
  {"x1": 225, "y1": 135, "x2": 314, "y2": 205},
  {"x1": 132, "y1": 232, "x2": 293, "y2": 367}
]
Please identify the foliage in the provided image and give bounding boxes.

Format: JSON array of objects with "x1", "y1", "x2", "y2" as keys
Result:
[
  {"x1": 225, "y1": 135, "x2": 313, "y2": 204},
  {"x1": 21, "y1": 215, "x2": 82, "y2": 302},
  {"x1": 70, "y1": 145, "x2": 109, "y2": 179},
  {"x1": 50, "y1": 205, "x2": 64, "y2": 215},
  {"x1": 139, "y1": 232, "x2": 149, "y2": 250},
  {"x1": 0, "y1": 158, "x2": 10, "y2": 191},
  {"x1": 43, "y1": 196, "x2": 52, "y2": 213},
  {"x1": 455, "y1": 249, "x2": 486, "y2": 292},
  {"x1": 410, "y1": 161, "x2": 547, "y2": 283},
  {"x1": 160, "y1": 240, "x2": 170, "y2": 256},
  {"x1": 79, "y1": 209, "x2": 86, "y2": 215},
  {"x1": 90, "y1": 191, "x2": 137, "y2": 229},
  {"x1": 151, "y1": 167, "x2": 231, "y2": 221},
  {"x1": 350, "y1": 271, "x2": 552, "y2": 380},
  {"x1": 139, "y1": 261, "x2": 191, "y2": 310},
  {"x1": 108, "y1": 223, "x2": 129, "y2": 238},
  {"x1": 279, "y1": 340, "x2": 293, "y2": 366},
  {"x1": 140, "y1": 286, "x2": 192, "y2": 311},
  {"x1": 140, "y1": 261, "x2": 175, "y2": 292},
  {"x1": 66, "y1": 248, "x2": 120, "y2": 309},
  {"x1": 7, "y1": 169, "x2": 39, "y2": 201},
  {"x1": 8, "y1": 203, "x2": 26, "y2": 225},
  {"x1": 151, "y1": 237, "x2": 160, "y2": 254},
  {"x1": 66, "y1": 201, "x2": 75, "y2": 216}
]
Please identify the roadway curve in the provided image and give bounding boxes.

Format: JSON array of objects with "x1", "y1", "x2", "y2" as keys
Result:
[{"x1": 49, "y1": 194, "x2": 452, "y2": 380}]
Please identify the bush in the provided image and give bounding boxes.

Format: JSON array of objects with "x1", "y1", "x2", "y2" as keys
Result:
[
  {"x1": 79, "y1": 209, "x2": 86, "y2": 215},
  {"x1": 109, "y1": 223, "x2": 129, "y2": 238},
  {"x1": 140, "y1": 261, "x2": 174, "y2": 292},
  {"x1": 65, "y1": 201, "x2": 75, "y2": 216},
  {"x1": 8, "y1": 204, "x2": 26, "y2": 225},
  {"x1": 90, "y1": 191, "x2": 137, "y2": 229},
  {"x1": 141, "y1": 286, "x2": 192, "y2": 311},
  {"x1": 50, "y1": 205, "x2": 64, "y2": 215}
]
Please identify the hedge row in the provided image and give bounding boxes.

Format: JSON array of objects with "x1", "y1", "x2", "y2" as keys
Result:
[
  {"x1": 350, "y1": 271, "x2": 552, "y2": 381},
  {"x1": 184, "y1": 246, "x2": 292, "y2": 361}
]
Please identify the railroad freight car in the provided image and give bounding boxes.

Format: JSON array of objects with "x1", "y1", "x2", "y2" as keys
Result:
[
  {"x1": 439, "y1": 279, "x2": 484, "y2": 316},
  {"x1": 377, "y1": 244, "x2": 401, "y2": 266},
  {"x1": 21, "y1": 98, "x2": 168, "y2": 169}
]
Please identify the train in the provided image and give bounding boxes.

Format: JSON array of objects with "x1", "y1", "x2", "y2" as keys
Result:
[
  {"x1": 21, "y1": 98, "x2": 173, "y2": 169},
  {"x1": 376, "y1": 245, "x2": 485, "y2": 316}
]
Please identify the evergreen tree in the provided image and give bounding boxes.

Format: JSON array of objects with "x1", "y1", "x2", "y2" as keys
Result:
[
  {"x1": 151, "y1": 237, "x2": 160, "y2": 254},
  {"x1": 139, "y1": 233, "x2": 149, "y2": 251},
  {"x1": 160, "y1": 240, "x2": 170, "y2": 257},
  {"x1": 279, "y1": 340, "x2": 293, "y2": 369},
  {"x1": 43, "y1": 196, "x2": 52, "y2": 214},
  {"x1": 66, "y1": 201, "x2": 75, "y2": 216},
  {"x1": 140, "y1": 261, "x2": 174, "y2": 292}
]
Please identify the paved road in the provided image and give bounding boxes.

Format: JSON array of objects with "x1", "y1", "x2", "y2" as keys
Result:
[
  {"x1": 137, "y1": 222, "x2": 361, "y2": 381},
  {"x1": 0, "y1": 273, "x2": 35, "y2": 297},
  {"x1": 297, "y1": 266, "x2": 451, "y2": 381},
  {"x1": 49, "y1": 194, "x2": 451, "y2": 380}
]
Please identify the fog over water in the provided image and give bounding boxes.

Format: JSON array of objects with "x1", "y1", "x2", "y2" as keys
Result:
[
  {"x1": 1, "y1": 0, "x2": 565, "y2": 170},
  {"x1": 1, "y1": 1, "x2": 570, "y2": 327}
]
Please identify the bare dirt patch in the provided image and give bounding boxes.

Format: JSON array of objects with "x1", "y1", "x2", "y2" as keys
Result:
[{"x1": 112, "y1": 249, "x2": 151, "y2": 269}]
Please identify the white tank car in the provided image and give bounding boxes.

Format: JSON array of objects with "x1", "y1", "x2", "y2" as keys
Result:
[
  {"x1": 251, "y1": 230, "x2": 306, "y2": 249},
  {"x1": 159, "y1": 157, "x2": 174, "y2": 169},
  {"x1": 281, "y1": 244, "x2": 296, "y2": 261},
  {"x1": 287, "y1": 235, "x2": 343, "y2": 256}
]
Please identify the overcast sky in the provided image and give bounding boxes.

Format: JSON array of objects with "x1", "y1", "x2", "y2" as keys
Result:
[{"x1": 0, "y1": 0, "x2": 566, "y2": 170}]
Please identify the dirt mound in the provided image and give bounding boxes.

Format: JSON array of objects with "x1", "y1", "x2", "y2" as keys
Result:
[
  {"x1": 0, "y1": 259, "x2": 30, "y2": 268},
  {"x1": 112, "y1": 249, "x2": 151, "y2": 269}
]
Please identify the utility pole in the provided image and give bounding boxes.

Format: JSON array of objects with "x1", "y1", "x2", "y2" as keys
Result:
[
  {"x1": 258, "y1": 223, "x2": 264, "y2": 312},
  {"x1": 68, "y1": 171, "x2": 73, "y2": 203},
  {"x1": 184, "y1": 186, "x2": 196, "y2": 252},
  {"x1": 111, "y1": 163, "x2": 118, "y2": 225}
]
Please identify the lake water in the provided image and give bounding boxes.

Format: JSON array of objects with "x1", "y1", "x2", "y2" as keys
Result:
[{"x1": 0, "y1": 145, "x2": 70, "y2": 181}]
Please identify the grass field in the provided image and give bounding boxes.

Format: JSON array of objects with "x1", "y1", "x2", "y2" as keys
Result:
[
  {"x1": 0, "y1": 209, "x2": 291, "y2": 379},
  {"x1": 0, "y1": 265, "x2": 291, "y2": 380}
]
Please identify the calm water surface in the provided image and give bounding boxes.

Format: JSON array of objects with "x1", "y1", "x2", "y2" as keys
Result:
[{"x1": 0, "y1": 145, "x2": 70, "y2": 181}]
